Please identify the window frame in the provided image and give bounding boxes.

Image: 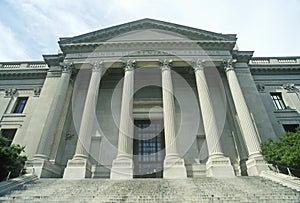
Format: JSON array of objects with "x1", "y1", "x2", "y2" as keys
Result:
[
  {"x1": 12, "y1": 97, "x2": 28, "y2": 113},
  {"x1": 270, "y1": 92, "x2": 286, "y2": 110}
]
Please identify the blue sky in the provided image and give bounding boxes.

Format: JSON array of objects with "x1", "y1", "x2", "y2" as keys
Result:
[{"x1": 0, "y1": 0, "x2": 299, "y2": 61}]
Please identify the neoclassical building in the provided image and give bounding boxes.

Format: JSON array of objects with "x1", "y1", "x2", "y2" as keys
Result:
[{"x1": 0, "y1": 19, "x2": 299, "y2": 179}]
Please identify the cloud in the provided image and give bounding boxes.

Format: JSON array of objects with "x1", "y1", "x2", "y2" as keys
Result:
[{"x1": 0, "y1": 0, "x2": 299, "y2": 61}]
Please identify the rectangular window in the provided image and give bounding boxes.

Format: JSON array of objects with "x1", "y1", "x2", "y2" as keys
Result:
[
  {"x1": 283, "y1": 124, "x2": 299, "y2": 133},
  {"x1": 270, "y1": 93, "x2": 286, "y2": 110},
  {"x1": 13, "y1": 97, "x2": 28, "y2": 113},
  {"x1": 1, "y1": 129, "x2": 17, "y2": 146}
]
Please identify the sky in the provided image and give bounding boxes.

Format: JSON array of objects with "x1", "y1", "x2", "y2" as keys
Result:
[{"x1": 0, "y1": 0, "x2": 299, "y2": 61}]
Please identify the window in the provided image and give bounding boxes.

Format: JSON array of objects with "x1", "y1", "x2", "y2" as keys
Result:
[
  {"x1": 283, "y1": 124, "x2": 299, "y2": 133},
  {"x1": 270, "y1": 93, "x2": 286, "y2": 110},
  {"x1": 1, "y1": 129, "x2": 17, "y2": 146},
  {"x1": 13, "y1": 97, "x2": 28, "y2": 113}
]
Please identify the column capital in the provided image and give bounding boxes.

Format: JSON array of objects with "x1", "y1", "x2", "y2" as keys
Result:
[
  {"x1": 60, "y1": 62, "x2": 73, "y2": 73},
  {"x1": 160, "y1": 59, "x2": 172, "y2": 72},
  {"x1": 92, "y1": 60, "x2": 104, "y2": 72},
  {"x1": 123, "y1": 59, "x2": 136, "y2": 71},
  {"x1": 223, "y1": 59, "x2": 234, "y2": 72},
  {"x1": 192, "y1": 59, "x2": 205, "y2": 72}
]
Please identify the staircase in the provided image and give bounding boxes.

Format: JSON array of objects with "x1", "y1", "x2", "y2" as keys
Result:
[{"x1": 0, "y1": 177, "x2": 299, "y2": 202}]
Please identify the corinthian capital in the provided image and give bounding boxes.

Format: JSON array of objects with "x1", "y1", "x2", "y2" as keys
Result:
[
  {"x1": 223, "y1": 59, "x2": 234, "y2": 72},
  {"x1": 123, "y1": 59, "x2": 136, "y2": 71},
  {"x1": 60, "y1": 62, "x2": 73, "y2": 73},
  {"x1": 192, "y1": 59, "x2": 205, "y2": 72},
  {"x1": 92, "y1": 60, "x2": 104, "y2": 72},
  {"x1": 160, "y1": 59, "x2": 172, "y2": 72}
]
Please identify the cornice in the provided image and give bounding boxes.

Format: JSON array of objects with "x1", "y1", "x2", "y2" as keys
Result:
[
  {"x1": 59, "y1": 18, "x2": 237, "y2": 44},
  {"x1": 0, "y1": 61, "x2": 49, "y2": 79},
  {"x1": 232, "y1": 50, "x2": 254, "y2": 63},
  {"x1": 250, "y1": 56, "x2": 300, "y2": 73},
  {"x1": 60, "y1": 40, "x2": 236, "y2": 53}
]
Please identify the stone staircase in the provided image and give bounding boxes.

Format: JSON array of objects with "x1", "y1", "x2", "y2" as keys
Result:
[{"x1": 0, "y1": 177, "x2": 299, "y2": 202}]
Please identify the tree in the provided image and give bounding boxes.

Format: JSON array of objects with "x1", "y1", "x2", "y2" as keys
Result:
[
  {"x1": 0, "y1": 135, "x2": 27, "y2": 181},
  {"x1": 261, "y1": 128, "x2": 300, "y2": 176}
]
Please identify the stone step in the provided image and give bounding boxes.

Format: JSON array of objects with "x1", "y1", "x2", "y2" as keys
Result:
[{"x1": 0, "y1": 177, "x2": 299, "y2": 202}]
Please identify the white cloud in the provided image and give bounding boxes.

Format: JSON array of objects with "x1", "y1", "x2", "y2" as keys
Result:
[{"x1": 0, "y1": 0, "x2": 299, "y2": 61}]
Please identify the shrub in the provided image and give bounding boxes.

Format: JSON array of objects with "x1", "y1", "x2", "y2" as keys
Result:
[
  {"x1": 0, "y1": 135, "x2": 27, "y2": 181},
  {"x1": 261, "y1": 128, "x2": 300, "y2": 176}
]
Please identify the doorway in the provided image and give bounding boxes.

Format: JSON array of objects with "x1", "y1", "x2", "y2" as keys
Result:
[{"x1": 133, "y1": 120, "x2": 165, "y2": 178}]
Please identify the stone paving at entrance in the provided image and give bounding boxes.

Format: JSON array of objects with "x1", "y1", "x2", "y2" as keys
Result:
[{"x1": 0, "y1": 177, "x2": 299, "y2": 202}]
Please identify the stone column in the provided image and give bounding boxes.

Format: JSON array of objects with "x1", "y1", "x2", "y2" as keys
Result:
[
  {"x1": 110, "y1": 60, "x2": 135, "y2": 180},
  {"x1": 63, "y1": 61, "x2": 104, "y2": 179},
  {"x1": 193, "y1": 60, "x2": 234, "y2": 177},
  {"x1": 224, "y1": 59, "x2": 267, "y2": 176},
  {"x1": 160, "y1": 59, "x2": 187, "y2": 179},
  {"x1": 27, "y1": 63, "x2": 73, "y2": 178}
]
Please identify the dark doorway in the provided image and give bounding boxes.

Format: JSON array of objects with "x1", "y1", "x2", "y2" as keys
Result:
[{"x1": 133, "y1": 120, "x2": 165, "y2": 178}]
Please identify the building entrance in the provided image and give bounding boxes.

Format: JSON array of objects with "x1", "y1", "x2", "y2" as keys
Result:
[{"x1": 133, "y1": 120, "x2": 165, "y2": 178}]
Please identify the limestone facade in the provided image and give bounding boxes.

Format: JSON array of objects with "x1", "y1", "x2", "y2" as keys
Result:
[{"x1": 0, "y1": 19, "x2": 299, "y2": 179}]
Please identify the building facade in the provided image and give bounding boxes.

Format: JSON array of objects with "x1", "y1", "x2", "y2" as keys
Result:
[{"x1": 0, "y1": 19, "x2": 299, "y2": 179}]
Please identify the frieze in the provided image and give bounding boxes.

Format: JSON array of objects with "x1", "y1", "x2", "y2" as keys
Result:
[{"x1": 65, "y1": 49, "x2": 230, "y2": 59}]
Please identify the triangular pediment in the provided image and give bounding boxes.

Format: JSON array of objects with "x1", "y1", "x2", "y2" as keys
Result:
[{"x1": 59, "y1": 18, "x2": 236, "y2": 44}]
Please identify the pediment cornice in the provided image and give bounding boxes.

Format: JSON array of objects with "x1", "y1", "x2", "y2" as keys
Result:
[
  {"x1": 59, "y1": 18, "x2": 237, "y2": 45},
  {"x1": 60, "y1": 40, "x2": 236, "y2": 53}
]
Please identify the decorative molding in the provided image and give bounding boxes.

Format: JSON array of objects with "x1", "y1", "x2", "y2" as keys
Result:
[
  {"x1": 123, "y1": 59, "x2": 136, "y2": 71},
  {"x1": 4, "y1": 88, "x2": 17, "y2": 98},
  {"x1": 34, "y1": 87, "x2": 42, "y2": 97},
  {"x1": 256, "y1": 83, "x2": 265, "y2": 93},
  {"x1": 282, "y1": 83, "x2": 295, "y2": 92},
  {"x1": 223, "y1": 59, "x2": 234, "y2": 72},
  {"x1": 92, "y1": 60, "x2": 104, "y2": 72},
  {"x1": 60, "y1": 62, "x2": 73, "y2": 73},
  {"x1": 192, "y1": 59, "x2": 205, "y2": 72},
  {"x1": 160, "y1": 59, "x2": 172, "y2": 72}
]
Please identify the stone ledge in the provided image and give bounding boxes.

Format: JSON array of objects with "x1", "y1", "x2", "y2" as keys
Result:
[{"x1": 261, "y1": 170, "x2": 300, "y2": 192}]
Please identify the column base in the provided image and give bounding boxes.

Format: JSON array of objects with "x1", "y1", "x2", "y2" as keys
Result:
[
  {"x1": 63, "y1": 158, "x2": 92, "y2": 179},
  {"x1": 26, "y1": 158, "x2": 62, "y2": 178},
  {"x1": 246, "y1": 154, "x2": 268, "y2": 176},
  {"x1": 163, "y1": 156, "x2": 187, "y2": 179},
  {"x1": 206, "y1": 155, "x2": 235, "y2": 177},
  {"x1": 110, "y1": 157, "x2": 133, "y2": 180}
]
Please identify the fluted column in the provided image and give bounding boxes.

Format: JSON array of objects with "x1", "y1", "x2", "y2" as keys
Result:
[
  {"x1": 193, "y1": 60, "x2": 234, "y2": 177},
  {"x1": 224, "y1": 59, "x2": 267, "y2": 175},
  {"x1": 116, "y1": 60, "x2": 135, "y2": 158},
  {"x1": 73, "y1": 61, "x2": 104, "y2": 159},
  {"x1": 161, "y1": 59, "x2": 179, "y2": 158},
  {"x1": 110, "y1": 60, "x2": 135, "y2": 180},
  {"x1": 193, "y1": 60, "x2": 223, "y2": 156},
  {"x1": 160, "y1": 59, "x2": 187, "y2": 179},
  {"x1": 34, "y1": 63, "x2": 73, "y2": 160},
  {"x1": 63, "y1": 61, "x2": 103, "y2": 179}
]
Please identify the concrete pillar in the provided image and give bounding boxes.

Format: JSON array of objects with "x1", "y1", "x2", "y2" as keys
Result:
[
  {"x1": 26, "y1": 63, "x2": 73, "y2": 178},
  {"x1": 193, "y1": 60, "x2": 234, "y2": 177},
  {"x1": 110, "y1": 60, "x2": 135, "y2": 180},
  {"x1": 224, "y1": 59, "x2": 267, "y2": 176},
  {"x1": 63, "y1": 61, "x2": 104, "y2": 179},
  {"x1": 160, "y1": 59, "x2": 187, "y2": 179}
]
